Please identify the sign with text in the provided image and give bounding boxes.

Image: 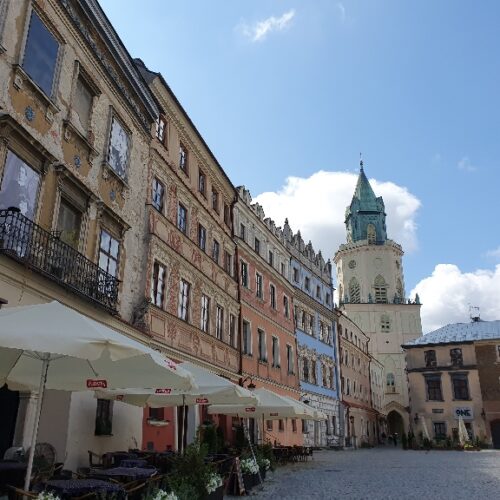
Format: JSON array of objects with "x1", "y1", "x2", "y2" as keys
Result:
[
  {"x1": 454, "y1": 407, "x2": 474, "y2": 420},
  {"x1": 245, "y1": 407, "x2": 256, "y2": 413},
  {"x1": 86, "y1": 379, "x2": 107, "y2": 389},
  {"x1": 196, "y1": 398, "x2": 209, "y2": 404},
  {"x1": 155, "y1": 388, "x2": 172, "y2": 394}
]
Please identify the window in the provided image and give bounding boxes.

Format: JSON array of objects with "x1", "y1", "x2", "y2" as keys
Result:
[
  {"x1": 74, "y1": 75, "x2": 94, "y2": 133},
  {"x1": 280, "y1": 262, "x2": 285, "y2": 276},
  {"x1": 256, "y1": 273, "x2": 263, "y2": 299},
  {"x1": 22, "y1": 10, "x2": 60, "y2": 96},
  {"x1": 200, "y1": 295, "x2": 210, "y2": 333},
  {"x1": 283, "y1": 295, "x2": 290, "y2": 318},
  {"x1": 57, "y1": 198, "x2": 81, "y2": 248},
  {"x1": 450, "y1": 348, "x2": 463, "y2": 366},
  {"x1": 179, "y1": 143, "x2": 188, "y2": 174},
  {"x1": 292, "y1": 419, "x2": 297, "y2": 433},
  {"x1": 0, "y1": 150, "x2": 41, "y2": 219},
  {"x1": 425, "y1": 374, "x2": 443, "y2": 401},
  {"x1": 107, "y1": 115, "x2": 130, "y2": 180},
  {"x1": 241, "y1": 261, "x2": 248, "y2": 287},
  {"x1": 99, "y1": 230, "x2": 119, "y2": 277},
  {"x1": 451, "y1": 373, "x2": 470, "y2": 400},
  {"x1": 380, "y1": 314, "x2": 391, "y2": 332},
  {"x1": 304, "y1": 276, "x2": 310, "y2": 291},
  {"x1": 302, "y1": 357, "x2": 309, "y2": 382},
  {"x1": 287, "y1": 345, "x2": 294, "y2": 374},
  {"x1": 178, "y1": 279, "x2": 190, "y2": 321},
  {"x1": 254, "y1": 238, "x2": 260, "y2": 254},
  {"x1": 258, "y1": 329, "x2": 267, "y2": 361},
  {"x1": 272, "y1": 337, "x2": 280, "y2": 367},
  {"x1": 326, "y1": 293, "x2": 331, "y2": 305},
  {"x1": 386, "y1": 372, "x2": 395, "y2": 389},
  {"x1": 311, "y1": 360, "x2": 317, "y2": 384},
  {"x1": 270, "y1": 284, "x2": 276, "y2": 309},
  {"x1": 346, "y1": 378, "x2": 351, "y2": 395},
  {"x1": 424, "y1": 350, "x2": 437, "y2": 368},
  {"x1": 229, "y1": 314, "x2": 236, "y2": 347},
  {"x1": 224, "y1": 251, "x2": 232, "y2": 275},
  {"x1": 308, "y1": 315, "x2": 314, "y2": 335},
  {"x1": 293, "y1": 268, "x2": 299, "y2": 282},
  {"x1": 177, "y1": 203, "x2": 187, "y2": 234},
  {"x1": 240, "y1": 223, "x2": 246, "y2": 241},
  {"x1": 152, "y1": 178, "x2": 165, "y2": 212},
  {"x1": 319, "y1": 322, "x2": 325, "y2": 342},
  {"x1": 242, "y1": 320, "x2": 252, "y2": 355},
  {"x1": 268, "y1": 250, "x2": 274, "y2": 266},
  {"x1": 216, "y1": 305, "x2": 224, "y2": 340},
  {"x1": 211, "y1": 188, "x2": 219, "y2": 212},
  {"x1": 95, "y1": 399, "x2": 113, "y2": 436},
  {"x1": 266, "y1": 420, "x2": 273, "y2": 431},
  {"x1": 149, "y1": 407, "x2": 164, "y2": 421},
  {"x1": 433, "y1": 422, "x2": 446, "y2": 440},
  {"x1": 156, "y1": 116, "x2": 167, "y2": 144},
  {"x1": 196, "y1": 169, "x2": 206, "y2": 196},
  {"x1": 278, "y1": 419, "x2": 284, "y2": 432},
  {"x1": 212, "y1": 239, "x2": 220, "y2": 264},
  {"x1": 224, "y1": 204, "x2": 230, "y2": 226},
  {"x1": 349, "y1": 277, "x2": 360, "y2": 303},
  {"x1": 374, "y1": 275, "x2": 388, "y2": 303},
  {"x1": 198, "y1": 224, "x2": 206, "y2": 252},
  {"x1": 396, "y1": 279, "x2": 404, "y2": 300},
  {"x1": 367, "y1": 224, "x2": 376, "y2": 244},
  {"x1": 151, "y1": 262, "x2": 166, "y2": 307}
]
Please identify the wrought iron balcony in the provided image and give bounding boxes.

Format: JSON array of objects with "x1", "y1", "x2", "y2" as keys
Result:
[{"x1": 0, "y1": 208, "x2": 119, "y2": 312}]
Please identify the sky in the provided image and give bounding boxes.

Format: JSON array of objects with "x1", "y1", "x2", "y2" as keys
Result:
[{"x1": 100, "y1": 0, "x2": 500, "y2": 333}]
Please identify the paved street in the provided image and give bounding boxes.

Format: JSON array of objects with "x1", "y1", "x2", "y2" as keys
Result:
[{"x1": 247, "y1": 448, "x2": 500, "y2": 499}]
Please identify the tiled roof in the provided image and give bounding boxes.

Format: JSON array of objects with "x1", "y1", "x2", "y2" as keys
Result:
[{"x1": 403, "y1": 320, "x2": 500, "y2": 347}]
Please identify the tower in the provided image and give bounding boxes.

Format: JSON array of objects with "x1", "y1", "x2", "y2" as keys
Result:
[{"x1": 334, "y1": 161, "x2": 422, "y2": 434}]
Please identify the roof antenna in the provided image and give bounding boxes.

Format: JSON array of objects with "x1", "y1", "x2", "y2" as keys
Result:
[
  {"x1": 359, "y1": 152, "x2": 364, "y2": 172},
  {"x1": 469, "y1": 305, "x2": 480, "y2": 322}
]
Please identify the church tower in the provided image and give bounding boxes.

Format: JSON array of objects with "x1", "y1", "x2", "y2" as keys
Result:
[{"x1": 334, "y1": 161, "x2": 422, "y2": 435}]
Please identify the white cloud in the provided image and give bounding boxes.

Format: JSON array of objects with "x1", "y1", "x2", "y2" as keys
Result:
[
  {"x1": 411, "y1": 264, "x2": 500, "y2": 334},
  {"x1": 240, "y1": 9, "x2": 295, "y2": 42},
  {"x1": 253, "y1": 170, "x2": 421, "y2": 266},
  {"x1": 336, "y1": 2, "x2": 346, "y2": 23},
  {"x1": 457, "y1": 156, "x2": 477, "y2": 172},
  {"x1": 485, "y1": 246, "x2": 500, "y2": 260}
]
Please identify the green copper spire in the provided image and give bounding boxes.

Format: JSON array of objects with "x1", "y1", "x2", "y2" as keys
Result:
[{"x1": 345, "y1": 159, "x2": 387, "y2": 244}]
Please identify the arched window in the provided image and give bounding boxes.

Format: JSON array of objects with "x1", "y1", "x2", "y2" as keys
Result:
[
  {"x1": 386, "y1": 373, "x2": 395, "y2": 387},
  {"x1": 302, "y1": 357, "x2": 309, "y2": 382},
  {"x1": 374, "y1": 275, "x2": 388, "y2": 303},
  {"x1": 367, "y1": 224, "x2": 376, "y2": 244},
  {"x1": 396, "y1": 279, "x2": 404, "y2": 300},
  {"x1": 349, "y1": 277, "x2": 360, "y2": 303},
  {"x1": 381, "y1": 314, "x2": 391, "y2": 332}
]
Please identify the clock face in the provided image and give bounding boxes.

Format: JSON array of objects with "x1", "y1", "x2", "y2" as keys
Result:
[{"x1": 348, "y1": 260, "x2": 356, "y2": 269}]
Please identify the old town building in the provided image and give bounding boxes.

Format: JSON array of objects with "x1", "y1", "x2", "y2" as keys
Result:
[
  {"x1": 403, "y1": 319, "x2": 500, "y2": 447},
  {"x1": 232, "y1": 187, "x2": 301, "y2": 445},
  {"x1": 369, "y1": 355, "x2": 385, "y2": 437},
  {"x1": 134, "y1": 60, "x2": 240, "y2": 451},
  {"x1": 334, "y1": 161, "x2": 422, "y2": 436},
  {"x1": 0, "y1": 0, "x2": 158, "y2": 468},
  {"x1": 283, "y1": 221, "x2": 340, "y2": 447},
  {"x1": 337, "y1": 312, "x2": 378, "y2": 447}
]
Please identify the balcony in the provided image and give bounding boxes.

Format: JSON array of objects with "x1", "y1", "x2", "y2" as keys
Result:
[{"x1": 0, "y1": 208, "x2": 119, "y2": 312}]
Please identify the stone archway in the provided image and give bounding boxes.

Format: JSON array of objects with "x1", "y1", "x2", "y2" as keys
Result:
[
  {"x1": 387, "y1": 410, "x2": 404, "y2": 437},
  {"x1": 490, "y1": 420, "x2": 500, "y2": 449}
]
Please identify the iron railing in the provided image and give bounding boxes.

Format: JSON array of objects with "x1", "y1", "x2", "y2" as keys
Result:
[{"x1": 0, "y1": 208, "x2": 119, "y2": 312}]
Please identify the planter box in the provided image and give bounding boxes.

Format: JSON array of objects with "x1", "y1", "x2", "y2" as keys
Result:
[
  {"x1": 204, "y1": 485, "x2": 224, "y2": 500},
  {"x1": 259, "y1": 467, "x2": 267, "y2": 480},
  {"x1": 243, "y1": 472, "x2": 260, "y2": 491}
]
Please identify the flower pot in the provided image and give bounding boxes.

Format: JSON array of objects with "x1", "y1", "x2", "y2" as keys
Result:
[
  {"x1": 205, "y1": 485, "x2": 224, "y2": 500},
  {"x1": 243, "y1": 472, "x2": 260, "y2": 491},
  {"x1": 259, "y1": 467, "x2": 267, "y2": 480}
]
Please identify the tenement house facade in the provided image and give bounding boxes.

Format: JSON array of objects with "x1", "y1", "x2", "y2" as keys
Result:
[
  {"x1": 233, "y1": 188, "x2": 301, "y2": 446},
  {"x1": 403, "y1": 319, "x2": 500, "y2": 448},
  {"x1": 283, "y1": 221, "x2": 340, "y2": 447},
  {"x1": 337, "y1": 312, "x2": 378, "y2": 447},
  {"x1": 0, "y1": 0, "x2": 158, "y2": 468},
  {"x1": 134, "y1": 60, "x2": 240, "y2": 451},
  {"x1": 334, "y1": 162, "x2": 422, "y2": 436}
]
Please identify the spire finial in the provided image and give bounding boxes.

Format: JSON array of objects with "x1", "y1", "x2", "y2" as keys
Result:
[{"x1": 359, "y1": 152, "x2": 364, "y2": 172}]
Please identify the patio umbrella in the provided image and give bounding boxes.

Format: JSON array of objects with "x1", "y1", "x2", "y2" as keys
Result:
[
  {"x1": 0, "y1": 301, "x2": 196, "y2": 490},
  {"x1": 458, "y1": 416, "x2": 469, "y2": 445}
]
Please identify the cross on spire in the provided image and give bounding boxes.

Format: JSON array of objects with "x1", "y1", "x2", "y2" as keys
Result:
[{"x1": 359, "y1": 152, "x2": 364, "y2": 172}]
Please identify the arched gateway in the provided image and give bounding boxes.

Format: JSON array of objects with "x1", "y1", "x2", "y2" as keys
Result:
[{"x1": 387, "y1": 410, "x2": 404, "y2": 437}]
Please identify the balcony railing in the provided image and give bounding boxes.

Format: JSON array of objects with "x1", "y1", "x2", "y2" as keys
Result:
[{"x1": 0, "y1": 208, "x2": 119, "y2": 312}]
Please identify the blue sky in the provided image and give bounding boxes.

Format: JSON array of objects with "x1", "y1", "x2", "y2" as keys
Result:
[{"x1": 100, "y1": 0, "x2": 500, "y2": 331}]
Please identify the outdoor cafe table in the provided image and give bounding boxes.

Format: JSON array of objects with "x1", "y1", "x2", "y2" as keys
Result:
[
  {"x1": 42, "y1": 478, "x2": 125, "y2": 499},
  {"x1": 90, "y1": 466, "x2": 157, "y2": 481}
]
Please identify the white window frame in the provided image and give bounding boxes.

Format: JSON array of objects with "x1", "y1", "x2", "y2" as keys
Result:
[
  {"x1": 215, "y1": 304, "x2": 224, "y2": 340},
  {"x1": 200, "y1": 294, "x2": 210, "y2": 333},
  {"x1": 178, "y1": 279, "x2": 190, "y2": 321}
]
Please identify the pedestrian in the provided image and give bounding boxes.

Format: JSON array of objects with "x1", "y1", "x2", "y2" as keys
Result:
[
  {"x1": 393, "y1": 433, "x2": 398, "y2": 447},
  {"x1": 381, "y1": 432, "x2": 387, "y2": 445}
]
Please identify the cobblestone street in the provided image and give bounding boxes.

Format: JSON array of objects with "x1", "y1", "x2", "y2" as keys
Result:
[{"x1": 246, "y1": 448, "x2": 500, "y2": 499}]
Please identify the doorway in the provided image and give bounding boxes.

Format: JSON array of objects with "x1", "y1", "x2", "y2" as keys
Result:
[
  {"x1": 387, "y1": 410, "x2": 404, "y2": 437},
  {"x1": 0, "y1": 385, "x2": 19, "y2": 457},
  {"x1": 491, "y1": 420, "x2": 500, "y2": 449}
]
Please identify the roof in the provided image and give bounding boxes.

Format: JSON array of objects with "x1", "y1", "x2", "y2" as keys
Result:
[
  {"x1": 403, "y1": 320, "x2": 500, "y2": 347},
  {"x1": 352, "y1": 166, "x2": 378, "y2": 209}
]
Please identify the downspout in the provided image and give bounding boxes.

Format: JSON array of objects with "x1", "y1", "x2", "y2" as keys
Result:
[{"x1": 231, "y1": 192, "x2": 243, "y2": 383}]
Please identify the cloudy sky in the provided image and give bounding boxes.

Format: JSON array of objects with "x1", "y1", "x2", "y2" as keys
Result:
[{"x1": 101, "y1": 0, "x2": 500, "y2": 333}]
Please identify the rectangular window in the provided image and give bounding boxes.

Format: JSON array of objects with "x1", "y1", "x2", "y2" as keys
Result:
[
  {"x1": 212, "y1": 188, "x2": 219, "y2": 212},
  {"x1": 450, "y1": 348, "x2": 463, "y2": 366},
  {"x1": 268, "y1": 250, "x2": 274, "y2": 266},
  {"x1": 425, "y1": 374, "x2": 443, "y2": 401},
  {"x1": 266, "y1": 420, "x2": 273, "y2": 431},
  {"x1": 198, "y1": 170, "x2": 206, "y2": 196},
  {"x1": 424, "y1": 350, "x2": 437, "y2": 367},
  {"x1": 155, "y1": 116, "x2": 167, "y2": 144},
  {"x1": 224, "y1": 251, "x2": 232, "y2": 275},
  {"x1": 152, "y1": 178, "x2": 165, "y2": 212},
  {"x1": 95, "y1": 399, "x2": 113, "y2": 436},
  {"x1": 212, "y1": 239, "x2": 220, "y2": 264},
  {"x1": 293, "y1": 268, "x2": 299, "y2": 283},
  {"x1": 254, "y1": 237, "x2": 260, "y2": 254},
  {"x1": 178, "y1": 279, "x2": 190, "y2": 321},
  {"x1": 149, "y1": 407, "x2": 164, "y2": 421},
  {"x1": 200, "y1": 295, "x2": 210, "y2": 333},
  {"x1": 229, "y1": 314, "x2": 236, "y2": 347},
  {"x1": 198, "y1": 224, "x2": 206, "y2": 252},
  {"x1": 99, "y1": 229, "x2": 119, "y2": 277},
  {"x1": 179, "y1": 143, "x2": 188, "y2": 174},
  {"x1": 241, "y1": 261, "x2": 248, "y2": 287},
  {"x1": 22, "y1": 10, "x2": 60, "y2": 96},
  {"x1": 270, "y1": 284, "x2": 276, "y2": 309},
  {"x1": 292, "y1": 419, "x2": 297, "y2": 433},
  {"x1": 74, "y1": 75, "x2": 93, "y2": 133},
  {"x1": 258, "y1": 329, "x2": 267, "y2": 362},
  {"x1": 107, "y1": 115, "x2": 130, "y2": 180},
  {"x1": 224, "y1": 203, "x2": 230, "y2": 226},
  {"x1": 283, "y1": 295, "x2": 290, "y2": 318},
  {"x1": 433, "y1": 422, "x2": 446, "y2": 440},
  {"x1": 0, "y1": 150, "x2": 41, "y2": 219},
  {"x1": 256, "y1": 273, "x2": 263, "y2": 299},
  {"x1": 281, "y1": 262, "x2": 285, "y2": 276},
  {"x1": 151, "y1": 261, "x2": 166, "y2": 308},
  {"x1": 177, "y1": 203, "x2": 188, "y2": 234},
  {"x1": 278, "y1": 419, "x2": 284, "y2": 432},
  {"x1": 316, "y1": 285, "x2": 321, "y2": 299},
  {"x1": 240, "y1": 223, "x2": 246, "y2": 241},
  {"x1": 287, "y1": 345, "x2": 294, "y2": 374},
  {"x1": 216, "y1": 305, "x2": 224, "y2": 340},
  {"x1": 451, "y1": 374, "x2": 470, "y2": 400},
  {"x1": 304, "y1": 276, "x2": 310, "y2": 291},
  {"x1": 272, "y1": 337, "x2": 280, "y2": 367},
  {"x1": 242, "y1": 320, "x2": 252, "y2": 355},
  {"x1": 326, "y1": 293, "x2": 331, "y2": 305},
  {"x1": 57, "y1": 198, "x2": 81, "y2": 249}
]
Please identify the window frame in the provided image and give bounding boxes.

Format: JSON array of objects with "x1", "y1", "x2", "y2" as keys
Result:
[
  {"x1": 451, "y1": 373, "x2": 470, "y2": 400},
  {"x1": 178, "y1": 279, "x2": 191, "y2": 322},
  {"x1": 198, "y1": 223, "x2": 206, "y2": 252},
  {"x1": 256, "y1": 272, "x2": 263, "y2": 299},
  {"x1": 155, "y1": 115, "x2": 168, "y2": 145},
  {"x1": 98, "y1": 228, "x2": 120, "y2": 278},
  {"x1": 425, "y1": 374, "x2": 443, "y2": 401},
  {"x1": 240, "y1": 260, "x2": 249, "y2": 288},
  {"x1": 151, "y1": 261, "x2": 166, "y2": 308},
  {"x1": 177, "y1": 202, "x2": 188, "y2": 235},
  {"x1": 212, "y1": 239, "x2": 220, "y2": 264},
  {"x1": 198, "y1": 169, "x2": 206, "y2": 197},
  {"x1": 270, "y1": 283, "x2": 276, "y2": 309},
  {"x1": 200, "y1": 294, "x2": 210, "y2": 333},
  {"x1": 179, "y1": 142, "x2": 189, "y2": 175},
  {"x1": 151, "y1": 177, "x2": 165, "y2": 213},
  {"x1": 106, "y1": 111, "x2": 131, "y2": 181},
  {"x1": 258, "y1": 328, "x2": 267, "y2": 362},
  {"x1": 242, "y1": 320, "x2": 252, "y2": 355},
  {"x1": 215, "y1": 304, "x2": 224, "y2": 340}
]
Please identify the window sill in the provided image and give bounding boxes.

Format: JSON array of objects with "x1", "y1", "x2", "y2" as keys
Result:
[
  {"x1": 258, "y1": 359, "x2": 268, "y2": 365},
  {"x1": 101, "y1": 161, "x2": 129, "y2": 190},
  {"x1": 63, "y1": 119, "x2": 98, "y2": 160},
  {"x1": 243, "y1": 353, "x2": 253, "y2": 358},
  {"x1": 271, "y1": 364, "x2": 281, "y2": 370}
]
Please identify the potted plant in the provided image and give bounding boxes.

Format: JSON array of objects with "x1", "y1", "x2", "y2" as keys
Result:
[
  {"x1": 240, "y1": 458, "x2": 260, "y2": 491},
  {"x1": 205, "y1": 472, "x2": 223, "y2": 500}
]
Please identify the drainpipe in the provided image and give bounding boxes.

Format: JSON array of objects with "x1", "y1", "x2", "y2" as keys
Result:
[{"x1": 231, "y1": 192, "x2": 243, "y2": 382}]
